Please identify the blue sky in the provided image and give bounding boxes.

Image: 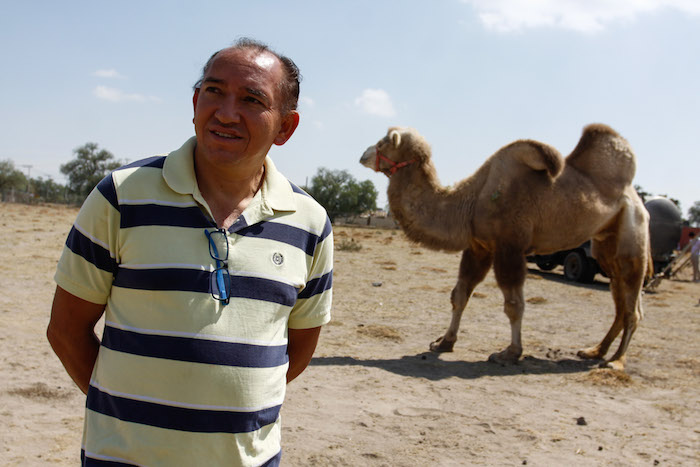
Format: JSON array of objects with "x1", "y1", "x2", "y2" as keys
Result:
[{"x1": 1, "y1": 0, "x2": 698, "y2": 215}]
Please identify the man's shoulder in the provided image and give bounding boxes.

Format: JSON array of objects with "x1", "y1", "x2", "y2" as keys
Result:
[
  {"x1": 119, "y1": 155, "x2": 168, "y2": 172},
  {"x1": 114, "y1": 138, "x2": 196, "y2": 183},
  {"x1": 106, "y1": 155, "x2": 168, "y2": 189},
  {"x1": 288, "y1": 181, "x2": 329, "y2": 219}
]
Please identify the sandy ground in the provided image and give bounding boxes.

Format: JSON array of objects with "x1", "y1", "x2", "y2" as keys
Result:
[{"x1": 1, "y1": 202, "x2": 698, "y2": 466}]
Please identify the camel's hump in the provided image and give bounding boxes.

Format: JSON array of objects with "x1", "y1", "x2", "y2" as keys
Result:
[
  {"x1": 566, "y1": 123, "x2": 636, "y2": 194},
  {"x1": 581, "y1": 123, "x2": 620, "y2": 138}
]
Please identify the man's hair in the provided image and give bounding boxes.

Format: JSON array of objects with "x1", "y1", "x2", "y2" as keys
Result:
[{"x1": 193, "y1": 37, "x2": 301, "y2": 114}]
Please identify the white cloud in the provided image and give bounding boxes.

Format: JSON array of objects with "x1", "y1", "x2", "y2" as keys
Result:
[
  {"x1": 93, "y1": 85, "x2": 160, "y2": 103},
  {"x1": 462, "y1": 0, "x2": 700, "y2": 33},
  {"x1": 354, "y1": 89, "x2": 396, "y2": 118},
  {"x1": 93, "y1": 69, "x2": 125, "y2": 79}
]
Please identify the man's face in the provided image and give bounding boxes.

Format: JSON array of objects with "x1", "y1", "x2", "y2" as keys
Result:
[{"x1": 192, "y1": 48, "x2": 298, "y2": 172}]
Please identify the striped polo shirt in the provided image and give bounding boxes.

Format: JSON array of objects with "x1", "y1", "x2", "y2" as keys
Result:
[{"x1": 54, "y1": 137, "x2": 333, "y2": 467}]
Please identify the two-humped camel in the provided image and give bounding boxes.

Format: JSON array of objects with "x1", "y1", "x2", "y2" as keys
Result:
[{"x1": 360, "y1": 124, "x2": 652, "y2": 371}]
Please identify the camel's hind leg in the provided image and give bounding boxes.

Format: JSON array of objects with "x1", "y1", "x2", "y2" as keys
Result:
[
  {"x1": 430, "y1": 246, "x2": 493, "y2": 352},
  {"x1": 487, "y1": 246, "x2": 527, "y2": 364},
  {"x1": 578, "y1": 200, "x2": 649, "y2": 370},
  {"x1": 577, "y1": 267, "x2": 644, "y2": 370}
]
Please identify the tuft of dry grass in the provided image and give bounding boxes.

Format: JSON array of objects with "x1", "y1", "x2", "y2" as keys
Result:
[
  {"x1": 357, "y1": 324, "x2": 403, "y2": 342},
  {"x1": 527, "y1": 296, "x2": 548, "y2": 304},
  {"x1": 8, "y1": 382, "x2": 73, "y2": 401},
  {"x1": 423, "y1": 267, "x2": 447, "y2": 273},
  {"x1": 337, "y1": 238, "x2": 362, "y2": 252},
  {"x1": 581, "y1": 369, "x2": 633, "y2": 387},
  {"x1": 375, "y1": 260, "x2": 397, "y2": 271}
]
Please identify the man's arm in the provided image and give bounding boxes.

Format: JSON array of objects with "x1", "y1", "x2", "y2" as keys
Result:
[
  {"x1": 286, "y1": 327, "x2": 321, "y2": 383},
  {"x1": 46, "y1": 285, "x2": 106, "y2": 395}
]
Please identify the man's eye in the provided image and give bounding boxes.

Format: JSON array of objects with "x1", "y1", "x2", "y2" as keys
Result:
[
  {"x1": 205, "y1": 86, "x2": 221, "y2": 94},
  {"x1": 245, "y1": 96, "x2": 264, "y2": 105}
]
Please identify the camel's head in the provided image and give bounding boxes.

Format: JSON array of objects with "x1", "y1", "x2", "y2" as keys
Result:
[{"x1": 360, "y1": 127, "x2": 431, "y2": 177}]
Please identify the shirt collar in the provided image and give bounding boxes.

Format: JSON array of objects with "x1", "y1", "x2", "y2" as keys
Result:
[
  {"x1": 162, "y1": 136, "x2": 297, "y2": 213},
  {"x1": 260, "y1": 156, "x2": 296, "y2": 213},
  {"x1": 162, "y1": 136, "x2": 199, "y2": 198}
]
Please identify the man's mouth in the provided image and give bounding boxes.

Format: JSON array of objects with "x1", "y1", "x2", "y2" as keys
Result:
[{"x1": 212, "y1": 131, "x2": 241, "y2": 139}]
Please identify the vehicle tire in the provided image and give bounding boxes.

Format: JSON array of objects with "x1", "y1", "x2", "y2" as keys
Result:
[
  {"x1": 535, "y1": 258, "x2": 557, "y2": 271},
  {"x1": 563, "y1": 251, "x2": 595, "y2": 283}
]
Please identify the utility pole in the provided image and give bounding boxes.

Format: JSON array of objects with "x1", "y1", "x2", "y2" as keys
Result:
[{"x1": 20, "y1": 164, "x2": 32, "y2": 192}]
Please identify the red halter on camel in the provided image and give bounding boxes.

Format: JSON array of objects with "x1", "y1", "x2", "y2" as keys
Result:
[{"x1": 374, "y1": 147, "x2": 416, "y2": 177}]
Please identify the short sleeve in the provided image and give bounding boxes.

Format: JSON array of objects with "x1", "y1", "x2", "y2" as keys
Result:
[
  {"x1": 288, "y1": 219, "x2": 333, "y2": 329},
  {"x1": 54, "y1": 175, "x2": 121, "y2": 304}
]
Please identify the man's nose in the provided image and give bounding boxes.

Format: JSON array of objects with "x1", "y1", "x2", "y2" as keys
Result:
[{"x1": 214, "y1": 96, "x2": 242, "y2": 124}]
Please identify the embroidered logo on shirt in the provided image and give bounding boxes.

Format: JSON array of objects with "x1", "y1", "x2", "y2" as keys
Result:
[{"x1": 272, "y1": 252, "x2": 284, "y2": 266}]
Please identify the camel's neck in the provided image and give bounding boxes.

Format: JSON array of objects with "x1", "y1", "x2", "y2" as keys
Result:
[{"x1": 387, "y1": 160, "x2": 477, "y2": 252}]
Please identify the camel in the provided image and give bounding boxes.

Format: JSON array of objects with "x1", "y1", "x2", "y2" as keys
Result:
[{"x1": 360, "y1": 124, "x2": 652, "y2": 371}]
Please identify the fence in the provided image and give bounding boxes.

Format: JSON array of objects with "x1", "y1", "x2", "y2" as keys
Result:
[{"x1": 1, "y1": 188, "x2": 83, "y2": 206}]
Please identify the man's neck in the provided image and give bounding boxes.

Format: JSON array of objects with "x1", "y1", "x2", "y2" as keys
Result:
[{"x1": 195, "y1": 158, "x2": 266, "y2": 230}]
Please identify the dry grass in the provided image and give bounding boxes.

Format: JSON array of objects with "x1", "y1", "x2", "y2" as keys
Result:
[
  {"x1": 8, "y1": 383, "x2": 73, "y2": 401},
  {"x1": 580, "y1": 369, "x2": 633, "y2": 387},
  {"x1": 336, "y1": 238, "x2": 362, "y2": 252},
  {"x1": 356, "y1": 324, "x2": 403, "y2": 342}
]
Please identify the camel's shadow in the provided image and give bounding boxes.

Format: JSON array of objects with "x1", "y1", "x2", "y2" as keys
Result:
[{"x1": 310, "y1": 352, "x2": 599, "y2": 381}]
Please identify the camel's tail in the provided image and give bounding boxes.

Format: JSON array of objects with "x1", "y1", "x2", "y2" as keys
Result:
[
  {"x1": 638, "y1": 245, "x2": 654, "y2": 321},
  {"x1": 646, "y1": 244, "x2": 655, "y2": 281}
]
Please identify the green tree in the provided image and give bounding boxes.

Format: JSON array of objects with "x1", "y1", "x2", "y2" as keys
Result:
[
  {"x1": 304, "y1": 168, "x2": 378, "y2": 222},
  {"x1": 635, "y1": 185, "x2": 681, "y2": 212},
  {"x1": 31, "y1": 176, "x2": 66, "y2": 203},
  {"x1": 634, "y1": 184, "x2": 651, "y2": 203},
  {"x1": 0, "y1": 159, "x2": 28, "y2": 194},
  {"x1": 688, "y1": 201, "x2": 700, "y2": 227},
  {"x1": 60, "y1": 143, "x2": 122, "y2": 200}
]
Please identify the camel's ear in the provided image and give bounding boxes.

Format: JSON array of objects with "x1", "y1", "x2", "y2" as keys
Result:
[{"x1": 389, "y1": 129, "x2": 401, "y2": 148}]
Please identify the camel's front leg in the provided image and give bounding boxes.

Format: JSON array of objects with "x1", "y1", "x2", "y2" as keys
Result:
[
  {"x1": 488, "y1": 248, "x2": 527, "y2": 364},
  {"x1": 429, "y1": 278, "x2": 472, "y2": 352},
  {"x1": 430, "y1": 247, "x2": 492, "y2": 352},
  {"x1": 487, "y1": 287, "x2": 524, "y2": 364}
]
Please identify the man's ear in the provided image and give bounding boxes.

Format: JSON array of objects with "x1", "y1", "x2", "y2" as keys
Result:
[
  {"x1": 274, "y1": 111, "x2": 300, "y2": 146},
  {"x1": 192, "y1": 88, "x2": 200, "y2": 113}
]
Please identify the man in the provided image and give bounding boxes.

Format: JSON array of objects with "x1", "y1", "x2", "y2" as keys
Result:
[
  {"x1": 689, "y1": 231, "x2": 700, "y2": 282},
  {"x1": 47, "y1": 38, "x2": 333, "y2": 466}
]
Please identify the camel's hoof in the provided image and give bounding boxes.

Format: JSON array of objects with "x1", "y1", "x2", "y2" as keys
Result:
[
  {"x1": 487, "y1": 349, "x2": 521, "y2": 365},
  {"x1": 599, "y1": 359, "x2": 625, "y2": 371},
  {"x1": 429, "y1": 337, "x2": 455, "y2": 353},
  {"x1": 577, "y1": 348, "x2": 604, "y2": 361}
]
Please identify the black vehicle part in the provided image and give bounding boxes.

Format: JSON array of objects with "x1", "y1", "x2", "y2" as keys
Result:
[
  {"x1": 563, "y1": 251, "x2": 595, "y2": 283},
  {"x1": 535, "y1": 257, "x2": 557, "y2": 271}
]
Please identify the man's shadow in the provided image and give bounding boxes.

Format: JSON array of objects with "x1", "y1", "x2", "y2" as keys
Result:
[{"x1": 309, "y1": 352, "x2": 599, "y2": 381}]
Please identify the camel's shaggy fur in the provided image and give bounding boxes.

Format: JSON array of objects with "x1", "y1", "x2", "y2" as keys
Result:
[{"x1": 360, "y1": 124, "x2": 652, "y2": 370}]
